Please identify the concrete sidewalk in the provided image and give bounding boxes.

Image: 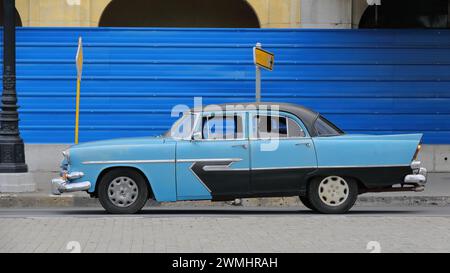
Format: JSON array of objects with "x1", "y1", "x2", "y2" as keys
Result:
[{"x1": 1, "y1": 173, "x2": 449, "y2": 208}]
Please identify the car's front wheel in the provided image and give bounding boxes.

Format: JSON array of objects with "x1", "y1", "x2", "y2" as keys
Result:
[
  {"x1": 98, "y1": 168, "x2": 150, "y2": 214},
  {"x1": 307, "y1": 176, "x2": 358, "y2": 214}
]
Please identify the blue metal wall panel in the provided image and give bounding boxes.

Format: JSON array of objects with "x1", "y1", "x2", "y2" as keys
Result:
[{"x1": 0, "y1": 28, "x2": 449, "y2": 144}]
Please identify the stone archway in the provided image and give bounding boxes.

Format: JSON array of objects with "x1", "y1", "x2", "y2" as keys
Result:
[{"x1": 99, "y1": 0, "x2": 260, "y2": 28}]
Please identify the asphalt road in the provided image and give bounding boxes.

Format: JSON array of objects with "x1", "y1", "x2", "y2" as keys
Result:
[{"x1": 1, "y1": 206, "x2": 450, "y2": 253}]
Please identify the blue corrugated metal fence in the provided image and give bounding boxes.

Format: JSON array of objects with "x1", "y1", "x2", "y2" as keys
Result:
[{"x1": 0, "y1": 27, "x2": 449, "y2": 144}]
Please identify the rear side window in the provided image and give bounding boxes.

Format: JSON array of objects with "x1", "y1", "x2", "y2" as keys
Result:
[
  {"x1": 253, "y1": 115, "x2": 306, "y2": 138},
  {"x1": 314, "y1": 115, "x2": 344, "y2": 137}
]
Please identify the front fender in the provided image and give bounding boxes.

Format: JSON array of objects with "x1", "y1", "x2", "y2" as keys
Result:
[{"x1": 68, "y1": 141, "x2": 177, "y2": 202}]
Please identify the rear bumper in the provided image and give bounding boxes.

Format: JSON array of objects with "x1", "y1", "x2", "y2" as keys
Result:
[
  {"x1": 404, "y1": 161, "x2": 427, "y2": 192},
  {"x1": 51, "y1": 172, "x2": 91, "y2": 195}
]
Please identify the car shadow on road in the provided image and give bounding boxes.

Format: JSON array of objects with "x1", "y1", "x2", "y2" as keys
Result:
[{"x1": 49, "y1": 207, "x2": 420, "y2": 216}]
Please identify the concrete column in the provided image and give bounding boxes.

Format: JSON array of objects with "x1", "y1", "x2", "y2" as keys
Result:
[
  {"x1": 300, "y1": 0, "x2": 352, "y2": 28},
  {"x1": 22, "y1": 0, "x2": 96, "y2": 26}
]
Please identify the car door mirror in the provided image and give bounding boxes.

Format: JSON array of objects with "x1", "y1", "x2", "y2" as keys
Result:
[{"x1": 191, "y1": 131, "x2": 202, "y2": 141}]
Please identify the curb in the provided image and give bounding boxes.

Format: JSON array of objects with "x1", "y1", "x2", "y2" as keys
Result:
[{"x1": 1, "y1": 194, "x2": 450, "y2": 208}]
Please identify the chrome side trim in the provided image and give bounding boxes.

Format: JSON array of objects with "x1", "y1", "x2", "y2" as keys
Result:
[
  {"x1": 252, "y1": 166, "x2": 316, "y2": 170},
  {"x1": 82, "y1": 159, "x2": 175, "y2": 165},
  {"x1": 202, "y1": 159, "x2": 247, "y2": 171},
  {"x1": 86, "y1": 159, "x2": 244, "y2": 165},
  {"x1": 318, "y1": 164, "x2": 410, "y2": 169},
  {"x1": 189, "y1": 163, "x2": 212, "y2": 193},
  {"x1": 177, "y1": 158, "x2": 242, "y2": 163},
  {"x1": 203, "y1": 165, "x2": 233, "y2": 171},
  {"x1": 199, "y1": 164, "x2": 410, "y2": 171}
]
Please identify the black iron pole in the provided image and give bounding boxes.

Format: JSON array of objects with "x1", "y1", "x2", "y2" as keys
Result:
[
  {"x1": 448, "y1": 0, "x2": 450, "y2": 28},
  {"x1": 374, "y1": 4, "x2": 379, "y2": 28},
  {"x1": 0, "y1": 0, "x2": 27, "y2": 173}
]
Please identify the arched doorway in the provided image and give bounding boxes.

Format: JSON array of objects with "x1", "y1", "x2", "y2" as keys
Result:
[
  {"x1": 0, "y1": 1, "x2": 22, "y2": 27},
  {"x1": 99, "y1": 0, "x2": 260, "y2": 28},
  {"x1": 359, "y1": 0, "x2": 449, "y2": 28}
]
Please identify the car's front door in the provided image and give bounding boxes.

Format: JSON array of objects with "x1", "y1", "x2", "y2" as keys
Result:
[
  {"x1": 249, "y1": 112, "x2": 317, "y2": 195},
  {"x1": 176, "y1": 112, "x2": 250, "y2": 201}
]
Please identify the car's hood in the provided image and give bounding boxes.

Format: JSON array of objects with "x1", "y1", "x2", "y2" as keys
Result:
[{"x1": 72, "y1": 136, "x2": 168, "y2": 149}]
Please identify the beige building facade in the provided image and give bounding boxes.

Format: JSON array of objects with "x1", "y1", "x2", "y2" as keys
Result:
[
  {"x1": 14, "y1": 0, "x2": 301, "y2": 28},
  {"x1": 11, "y1": 0, "x2": 370, "y2": 28}
]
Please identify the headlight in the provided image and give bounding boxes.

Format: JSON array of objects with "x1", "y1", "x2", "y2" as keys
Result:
[{"x1": 62, "y1": 149, "x2": 70, "y2": 164}]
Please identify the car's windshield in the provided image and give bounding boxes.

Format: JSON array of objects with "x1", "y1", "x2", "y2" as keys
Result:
[
  {"x1": 164, "y1": 113, "x2": 197, "y2": 139},
  {"x1": 314, "y1": 115, "x2": 344, "y2": 137}
]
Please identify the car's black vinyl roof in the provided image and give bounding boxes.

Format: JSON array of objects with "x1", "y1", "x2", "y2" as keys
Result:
[{"x1": 190, "y1": 102, "x2": 320, "y2": 136}]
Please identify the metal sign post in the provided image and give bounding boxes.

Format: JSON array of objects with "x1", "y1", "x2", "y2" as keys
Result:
[
  {"x1": 255, "y1": 43, "x2": 262, "y2": 103},
  {"x1": 75, "y1": 37, "x2": 83, "y2": 144},
  {"x1": 253, "y1": 43, "x2": 274, "y2": 103}
]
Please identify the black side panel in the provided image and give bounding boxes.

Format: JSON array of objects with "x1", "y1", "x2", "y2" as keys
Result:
[
  {"x1": 191, "y1": 161, "x2": 250, "y2": 198},
  {"x1": 192, "y1": 163, "x2": 411, "y2": 200},
  {"x1": 251, "y1": 168, "x2": 316, "y2": 194},
  {"x1": 306, "y1": 166, "x2": 412, "y2": 190}
]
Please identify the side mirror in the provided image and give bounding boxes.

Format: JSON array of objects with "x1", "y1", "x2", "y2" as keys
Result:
[{"x1": 191, "y1": 131, "x2": 202, "y2": 141}]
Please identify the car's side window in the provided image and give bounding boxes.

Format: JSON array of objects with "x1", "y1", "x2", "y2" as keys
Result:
[
  {"x1": 252, "y1": 114, "x2": 306, "y2": 139},
  {"x1": 201, "y1": 113, "x2": 245, "y2": 140},
  {"x1": 287, "y1": 118, "x2": 306, "y2": 138}
]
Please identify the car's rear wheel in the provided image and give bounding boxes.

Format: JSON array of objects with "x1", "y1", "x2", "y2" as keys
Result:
[
  {"x1": 98, "y1": 168, "x2": 149, "y2": 214},
  {"x1": 307, "y1": 176, "x2": 358, "y2": 214}
]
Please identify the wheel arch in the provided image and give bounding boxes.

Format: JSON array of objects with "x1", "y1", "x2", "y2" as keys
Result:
[
  {"x1": 305, "y1": 174, "x2": 367, "y2": 194},
  {"x1": 94, "y1": 166, "x2": 154, "y2": 198}
]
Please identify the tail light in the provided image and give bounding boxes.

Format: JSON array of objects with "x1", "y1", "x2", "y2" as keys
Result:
[{"x1": 413, "y1": 144, "x2": 422, "y2": 160}]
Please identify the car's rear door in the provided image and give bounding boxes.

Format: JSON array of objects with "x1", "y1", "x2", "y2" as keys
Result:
[{"x1": 249, "y1": 112, "x2": 317, "y2": 194}]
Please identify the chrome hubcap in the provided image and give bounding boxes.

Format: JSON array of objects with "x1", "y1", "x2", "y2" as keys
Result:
[
  {"x1": 318, "y1": 176, "x2": 349, "y2": 207},
  {"x1": 108, "y1": 176, "x2": 139, "y2": 208}
]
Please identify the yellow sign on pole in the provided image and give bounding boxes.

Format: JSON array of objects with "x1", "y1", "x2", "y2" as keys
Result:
[
  {"x1": 253, "y1": 43, "x2": 275, "y2": 102},
  {"x1": 76, "y1": 37, "x2": 83, "y2": 81},
  {"x1": 253, "y1": 46, "x2": 275, "y2": 71},
  {"x1": 75, "y1": 37, "x2": 83, "y2": 144}
]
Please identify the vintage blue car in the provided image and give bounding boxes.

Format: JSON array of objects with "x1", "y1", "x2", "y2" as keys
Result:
[{"x1": 51, "y1": 102, "x2": 427, "y2": 214}]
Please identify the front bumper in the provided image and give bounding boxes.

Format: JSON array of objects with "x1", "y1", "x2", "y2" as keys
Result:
[
  {"x1": 404, "y1": 160, "x2": 427, "y2": 192},
  {"x1": 51, "y1": 172, "x2": 91, "y2": 195}
]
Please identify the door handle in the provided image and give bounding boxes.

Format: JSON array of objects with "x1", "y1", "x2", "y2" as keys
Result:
[
  {"x1": 295, "y1": 142, "x2": 311, "y2": 148},
  {"x1": 232, "y1": 144, "x2": 248, "y2": 149}
]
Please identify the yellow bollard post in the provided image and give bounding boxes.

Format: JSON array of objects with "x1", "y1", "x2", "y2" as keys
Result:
[
  {"x1": 75, "y1": 78, "x2": 81, "y2": 144},
  {"x1": 75, "y1": 37, "x2": 83, "y2": 144}
]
